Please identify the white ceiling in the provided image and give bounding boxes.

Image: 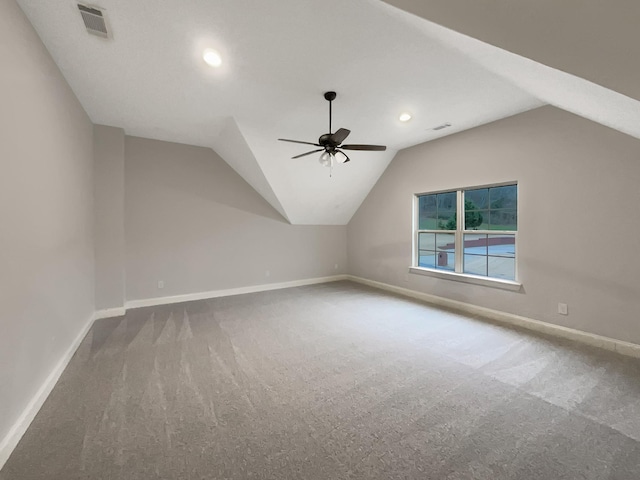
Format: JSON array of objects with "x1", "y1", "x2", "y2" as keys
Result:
[{"x1": 14, "y1": 0, "x2": 549, "y2": 224}]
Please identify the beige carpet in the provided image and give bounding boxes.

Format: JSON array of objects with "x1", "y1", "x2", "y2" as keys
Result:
[{"x1": 2, "y1": 281, "x2": 640, "y2": 479}]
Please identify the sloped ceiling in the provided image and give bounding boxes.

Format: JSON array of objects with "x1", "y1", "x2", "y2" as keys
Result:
[
  {"x1": 381, "y1": 0, "x2": 640, "y2": 102},
  {"x1": 15, "y1": 0, "x2": 640, "y2": 224},
  {"x1": 376, "y1": 1, "x2": 640, "y2": 143}
]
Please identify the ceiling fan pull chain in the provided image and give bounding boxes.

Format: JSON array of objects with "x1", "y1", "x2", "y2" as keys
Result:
[{"x1": 329, "y1": 98, "x2": 332, "y2": 134}]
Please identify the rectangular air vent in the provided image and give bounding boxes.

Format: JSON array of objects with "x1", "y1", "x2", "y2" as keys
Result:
[
  {"x1": 432, "y1": 123, "x2": 452, "y2": 131},
  {"x1": 78, "y1": 4, "x2": 109, "y2": 38}
]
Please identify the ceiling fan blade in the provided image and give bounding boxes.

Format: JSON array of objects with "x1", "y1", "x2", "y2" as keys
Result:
[
  {"x1": 341, "y1": 144, "x2": 387, "y2": 151},
  {"x1": 278, "y1": 138, "x2": 321, "y2": 147},
  {"x1": 292, "y1": 149, "x2": 324, "y2": 159},
  {"x1": 329, "y1": 128, "x2": 351, "y2": 145}
]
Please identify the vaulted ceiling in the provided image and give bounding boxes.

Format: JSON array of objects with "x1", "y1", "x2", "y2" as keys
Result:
[
  {"x1": 382, "y1": 0, "x2": 640, "y2": 102},
  {"x1": 16, "y1": 0, "x2": 640, "y2": 225}
]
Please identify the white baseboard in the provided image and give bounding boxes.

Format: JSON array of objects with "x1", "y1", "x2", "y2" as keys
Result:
[
  {"x1": 125, "y1": 275, "x2": 348, "y2": 310},
  {"x1": 347, "y1": 275, "x2": 640, "y2": 359},
  {"x1": 93, "y1": 307, "x2": 126, "y2": 320},
  {"x1": 0, "y1": 313, "x2": 94, "y2": 470}
]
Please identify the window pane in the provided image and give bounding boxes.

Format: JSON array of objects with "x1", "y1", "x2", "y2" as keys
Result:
[
  {"x1": 435, "y1": 233, "x2": 455, "y2": 271},
  {"x1": 436, "y1": 191, "x2": 457, "y2": 230},
  {"x1": 418, "y1": 232, "x2": 435, "y2": 251},
  {"x1": 489, "y1": 209, "x2": 517, "y2": 231},
  {"x1": 465, "y1": 208, "x2": 488, "y2": 230},
  {"x1": 488, "y1": 256, "x2": 515, "y2": 281},
  {"x1": 435, "y1": 233, "x2": 455, "y2": 250},
  {"x1": 418, "y1": 251, "x2": 436, "y2": 268},
  {"x1": 487, "y1": 235, "x2": 515, "y2": 257},
  {"x1": 418, "y1": 195, "x2": 438, "y2": 229},
  {"x1": 464, "y1": 254, "x2": 487, "y2": 276},
  {"x1": 489, "y1": 185, "x2": 517, "y2": 210},
  {"x1": 463, "y1": 234, "x2": 487, "y2": 256},
  {"x1": 465, "y1": 188, "x2": 489, "y2": 209},
  {"x1": 464, "y1": 233, "x2": 488, "y2": 276},
  {"x1": 418, "y1": 233, "x2": 436, "y2": 268}
]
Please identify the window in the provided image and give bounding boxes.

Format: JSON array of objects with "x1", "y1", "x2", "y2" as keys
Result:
[{"x1": 415, "y1": 184, "x2": 517, "y2": 282}]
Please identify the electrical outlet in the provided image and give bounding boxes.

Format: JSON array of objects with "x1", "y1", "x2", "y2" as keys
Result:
[
  {"x1": 265, "y1": 270, "x2": 270, "y2": 277},
  {"x1": 558, "y1": 303, "x2": 568, "y2": 315},
  {"x1": 334, "y1": 263, "x2": 339, "y2": 270},
  {"x1": 158, "y1": 280, "x2": 164, "y2": 289}
]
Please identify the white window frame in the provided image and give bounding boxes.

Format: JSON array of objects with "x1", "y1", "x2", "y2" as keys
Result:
[{"x1": 410, "y1": 182, "x2": 521, "y2": 291}]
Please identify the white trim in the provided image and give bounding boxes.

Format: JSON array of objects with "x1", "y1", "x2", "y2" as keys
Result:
[
  {"x1": 455, "y1": 189, "x2": 463, "y2": 270},
  {"x1": 125, "y1": 275, "x2": 348, "y2": 310},
  {"x1": 0, "y1": 314, "x2": 94, "y2": 470},
  {"x1": 409, "y1": 266, "x2": 522, "y2": 291},
  {"x1": 93, "y1": 307, "x2": 126, "y2": 320},
  {"x1": 346, "y1": 275, "x2": 640, "y2": 359}
]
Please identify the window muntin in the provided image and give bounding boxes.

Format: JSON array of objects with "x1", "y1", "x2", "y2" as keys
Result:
[{"x1": 415, "y1": 184, "x2": 517, "y2": 281}]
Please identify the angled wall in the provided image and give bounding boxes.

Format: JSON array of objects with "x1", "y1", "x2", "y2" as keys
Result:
[
  {"x1": 348, "y1": 106, "x2": 640, "y2": 345},
  {"x1": 0, "y1": 0, "x2": 94, "y2": 456},
  {"x1": 125, "y1": 137, "x2": 347, "y2": 302}
]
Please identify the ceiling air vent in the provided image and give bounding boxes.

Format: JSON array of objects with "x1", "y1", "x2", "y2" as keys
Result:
[
  {"x1": 432, "y1": 123, "x2": 452, "y2": 131},
  {"x1": 78, "y1": 4, "x2": 109, "y2": 38}
]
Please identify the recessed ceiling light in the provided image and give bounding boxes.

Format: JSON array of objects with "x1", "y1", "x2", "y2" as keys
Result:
[
  {"x1": 399, "y1": 112, "x2": 412, "y2": 122},
  {"x1": 203, "y1": 48, "x2": 222, "y2": 67}
]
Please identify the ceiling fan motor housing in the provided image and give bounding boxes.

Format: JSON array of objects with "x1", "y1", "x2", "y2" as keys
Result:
[{"x1": 319, "y1": 133, "x2": 339, "y2": 150}]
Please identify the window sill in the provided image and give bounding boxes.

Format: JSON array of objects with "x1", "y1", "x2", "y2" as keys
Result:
[{"x1": 409, "y1": 266, "x2": 522, "y2": 291}]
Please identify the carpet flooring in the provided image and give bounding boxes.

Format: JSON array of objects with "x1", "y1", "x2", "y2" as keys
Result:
[{"x1": 2, "y1": 281, "x2": 640, "y2": 479}]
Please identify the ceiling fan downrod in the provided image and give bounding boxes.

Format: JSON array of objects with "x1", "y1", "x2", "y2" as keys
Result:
[{"x1": 324, "y1": 91, "x2": 337, "y2": 135}]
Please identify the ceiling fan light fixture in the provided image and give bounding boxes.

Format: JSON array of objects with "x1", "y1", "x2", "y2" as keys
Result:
[
  {"x1": 335, "y1": 151, "x2": 349, "y2": 164},
  {"x1": 399, "y1": 112, "x2": 412, "y2": 122},
  {"x1": 319, "y1": 151, "x2": 333, "y2": 167}
]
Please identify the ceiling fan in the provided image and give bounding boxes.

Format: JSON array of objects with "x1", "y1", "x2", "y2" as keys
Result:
[{"x1": 278, "y1": 91, "x2": 386, "y2": 170}]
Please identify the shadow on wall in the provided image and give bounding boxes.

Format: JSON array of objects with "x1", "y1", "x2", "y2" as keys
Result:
[{"x1": 127, "y1": 137, "x2": 288, "y2": 224}]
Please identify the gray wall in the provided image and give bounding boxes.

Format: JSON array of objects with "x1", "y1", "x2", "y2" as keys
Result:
[
  {"x1": 125, "y1": 137, "x2": 347, "y2": 302},
  {"x1": 348, "y1": 106, "x2": 640, "y2": 345},
  {"x1": 0, "y1": 0, "x2": 94, "y2": 445},
  {"x1": 94, "y1": 126, "x2": 126, "y2": 310}
]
